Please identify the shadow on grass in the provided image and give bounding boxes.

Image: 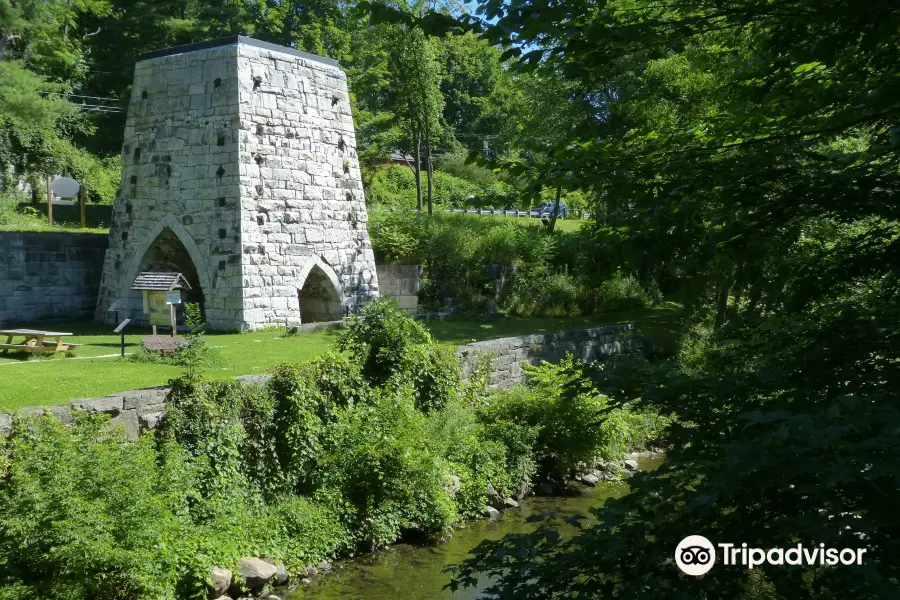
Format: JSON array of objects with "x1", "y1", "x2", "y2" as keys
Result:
[
  {"x1": 425, "y1": 303, "x2": 687, "y2": 354},
  {"x1": 0, "y1": 350, "x2": 72, "y2": 363}
]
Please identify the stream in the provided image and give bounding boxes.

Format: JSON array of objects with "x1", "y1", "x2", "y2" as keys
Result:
[{"x1": 287, "y1": 455, "x2": 663, "y2": 600}]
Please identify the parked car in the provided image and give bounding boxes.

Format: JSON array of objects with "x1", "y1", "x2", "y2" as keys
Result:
[{"x1": 534, "y1": 201, "x2": 567, "y2": 219}]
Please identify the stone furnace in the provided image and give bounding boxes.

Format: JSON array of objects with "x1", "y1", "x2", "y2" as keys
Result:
[{"x1": 95, "y1": 36, "x2": 379, "y2": 330}]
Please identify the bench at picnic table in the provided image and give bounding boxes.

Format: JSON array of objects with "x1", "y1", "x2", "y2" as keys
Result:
[{"x1": 0, "y1": 329, "x2": 82, "y2": 354}]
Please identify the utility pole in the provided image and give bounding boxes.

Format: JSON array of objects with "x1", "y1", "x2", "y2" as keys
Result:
[
  {"x1": 79, "y1": 176, "x2": 87, "y2": 228},
  {"x1": 46, "y1": 174, "x2": 53, "y2": 226}
]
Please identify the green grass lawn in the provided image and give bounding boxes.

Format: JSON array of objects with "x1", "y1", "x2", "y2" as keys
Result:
[
  {"x1": 0, "y1": 200, "x2": 112, "y2": 233},
  {"x1": 0, "y1": 305, "x2": 684, "y2": 411},
  {"x1": 475, "y1": 213, "x2": 586, "y2": 232},
  {"x1": 427, "y1": 304, "x2": 684, "y2": 350},
  {"x1": 1, "y1": 202, "x2": 586, "y2": 234}
]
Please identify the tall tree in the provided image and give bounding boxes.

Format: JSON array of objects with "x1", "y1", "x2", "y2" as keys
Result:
[
  {"x1": 385, "y1": 2, "x2": 443, "y2": 212},
  {"x1": 364, "y1": 0, "x2": 900, "y2": 598},
  {"x1": 0, "y1": 0, "x2": 113, "y2": 191}
]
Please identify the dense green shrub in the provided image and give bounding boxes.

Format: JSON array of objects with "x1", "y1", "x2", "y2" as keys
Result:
[
  {"x1": 589, "y1": 270, "x2": 661, "y2": 313},
  {"x1": 262, "y1": 352, "x2": 372, "y2": 496},
  {"x1": 0, "y1": 415, "x2": 193, "y2": 600},
  {"x1": 316, "y1": 391, "x2": 458, "y2": 549},
  {"x1": 478, "y1": 356, "x2": 668, "y2": 477},
  {"x1": 433, "y1": 171, "x2": 480, "y2": 207},
  {"x1": 423, "y1": 397, "x2": 516, "y2": 514},
  {"x1": 369, "y1": 209, "x2": 662, "y2": 316},
  {"x1": 500, "y1": 270, "x2": 584, "y2": 317},
  {"x1": 433, "y1": 151, "x2": 500, "y2": 187},
  {"x1": 0, "y1": 302, "x2": 667, "y2": 599},
  {"x1": 365, "y1": 163, "x2": 516, "y2": 209},
  {"x1": 339, "y1": 299, "x2": 461, "y2": 412},
  {"x1": 398, "y1": 343, "x2": 461, "y2": 413},
  {"x1": 0, "y1": 413, "x2": 347, "y2": 600},
  {"x1": 365, "y1": 164, "x2": 417, "y2": 207},
  {"x1": 160, "y1": 378, "x2": 251, "y2": 501},
  {"x1": 338, "y1": 297, "x2": 432, "y2": 386},
  {"x1": 262, "y1": 497, "x2": 350, "y2": 567}
]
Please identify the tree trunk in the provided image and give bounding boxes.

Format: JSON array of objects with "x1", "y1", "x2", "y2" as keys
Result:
[
  {"x1": 714, "y1": 264, "x2": 737, "y2": 329},
  {"x1": 746, "y1": 279, "x2": 763, "y2": 317},
  {"x1": 424, "y1": 121, "x2": 434, "y2": 215},
  {"x1": 0, "y1": 34, "x2": 10, "y2": 61},
  {"x1": 548, "y1": 185, "x2": 562, "y2": 234},
  {"x1": 413, "y1": 132, "x2": 423, "y2": 211},
  {"x1": 606, "y1": 196, "x2": 618, "y2": 226}
]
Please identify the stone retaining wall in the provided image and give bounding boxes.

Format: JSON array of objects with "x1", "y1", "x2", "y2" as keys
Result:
[
  {"x1": 0, "y1": 326, "x2": 642, "y2": 436},
  {"x1": 0, "y1": 375, "x2": 267, "y2": 440},
  {"x1": 376, "y1": 264, "x2": 421, "y2": 313},
  {"x1": 0, "y1": 232, "x2": 108, "y2": 327},
  {"x1": 457, "y1": 324, "x2": 643, "y2": 390}
]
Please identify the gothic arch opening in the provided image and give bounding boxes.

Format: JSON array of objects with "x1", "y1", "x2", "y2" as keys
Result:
[
  {"x1": 298, "y1": 264, "x2": 342, "y2": 323},
  {"x1": 136, "y1": 227, "x2": 205, "y2": 320}
]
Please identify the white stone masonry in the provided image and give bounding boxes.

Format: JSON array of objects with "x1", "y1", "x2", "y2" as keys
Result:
[{"x1": 96, "y1": 37, "x2": 378, "y2": 330}]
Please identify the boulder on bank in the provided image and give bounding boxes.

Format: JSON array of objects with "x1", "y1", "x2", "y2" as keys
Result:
[
  {"x1": 503, "y1": 497, "x2": 519, "y2": 508},
  {"x1": 274, "y1": 562, "x2": 288, "y2": 585},
  {"x1": 581, "y1": 473, "x2": 599, "y2": 486},
  {"x1": 443, "y1": 474, "x2": 461, "y2": 496},
  {"x1": 515, "y1": 481, "x2": 529, "y2": 500},
  {"x1": 624, "y1": 458, "x2": 639, "y2": 471},
  {"x1": 238, "y1": 557, "x2": 277, "y2": 590},
  {"x1": 486, "y1": 483, "x2": 503, "y2": 506},
  {"x1": 316, "y1": 560, "x2": 333, "y2": 573},
  {"x1": 483, "y1": 505, "x2": 500, "y2": 520},
  {"x1": 211, "y1": 567, "x2": 232, "y2": 598}
]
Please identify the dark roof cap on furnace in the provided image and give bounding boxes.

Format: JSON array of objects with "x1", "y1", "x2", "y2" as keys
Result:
[{"x1": 138, "y1": 35, "x2": 338, "y2": 67}]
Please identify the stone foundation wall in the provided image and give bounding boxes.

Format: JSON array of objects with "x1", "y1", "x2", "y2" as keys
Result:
[
  {"x1": 0, "y1": 232, "x2": 108, "y2": 327},
  {"x1": 0, "y1": 375, "x2": 264, "y2": 440},
  {"x1": 375, "y1": 264, "x2": 421, "y2": 313},
  {"x1": 0, "y1": 326, "x2": 643, "y2": 436},
  {"x1": 456, "y1": 324, "x2": 643, "y2": 390},
  {"x1": 0, "y1": 386, "x2": 169, "y2": 440}
]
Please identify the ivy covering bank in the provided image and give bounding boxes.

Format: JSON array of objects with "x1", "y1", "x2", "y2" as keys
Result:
[{"x1": 0, "y1": 299, "x2": 667, "y2": 600}]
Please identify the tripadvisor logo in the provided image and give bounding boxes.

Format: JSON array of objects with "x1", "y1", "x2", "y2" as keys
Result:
[
  {"x1": 675, "y1": 536, "x2": 868, "y2": 576},
  {"x1": 675, "y1": 535, "x2": 716, "y2": 576}
]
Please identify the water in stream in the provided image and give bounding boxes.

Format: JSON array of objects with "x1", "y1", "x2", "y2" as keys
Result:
[{"x1": 288, "y1": 455, "x2": 663, "y2": 600}]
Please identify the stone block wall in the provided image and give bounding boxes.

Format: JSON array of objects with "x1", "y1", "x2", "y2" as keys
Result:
[
  {"x1": 0, "y1": 375, "x2": 267, "y2": 440},
  {"x1": 0, "y1": 386, "x2": 169, "y2": 440},
  {"x1": 457, "y1": 324, "x2": 642, "y2": 390},
  {"x1": 236, "y1": 41, "x2": 379, "y2": 327},
  {"x1": 0, "y1": 326, "x2": 643, "y2": 436},
  {"x1": 95, "y1": 43, "x2": 244, "y2": 329},
  {"x1": 0, "y1": 232, "x2": 108, "y2": 327},
  {"x1": 96, "y1": 36, "x2": 379, "y2": 332},
  {"x1": 376, "y1": 264, "x2": 421, "y2": 313}
]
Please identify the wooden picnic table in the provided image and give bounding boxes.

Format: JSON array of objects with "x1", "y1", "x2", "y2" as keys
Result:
[{"x1": 0, "y1": 329, "x2": 80, "y2": 354}]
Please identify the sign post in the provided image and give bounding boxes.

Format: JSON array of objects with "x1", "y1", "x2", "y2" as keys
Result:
[
  {"x1": 166, "y1": 290, "x2": 181, "y2": 337},
  {"x1": 49, "y1": 176, "x2": 82, "y2": 228},
  {"x1": 46, "y1": 174, "x2": 53, "y2": 226},
  {"x1": 79, "y1": 179, "x2": 87, "y2": 228},
  {"x1": 114, "y1": 318, "x2": 132, "y2": 357}
]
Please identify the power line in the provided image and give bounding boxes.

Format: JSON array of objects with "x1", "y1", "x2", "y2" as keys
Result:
[
  {"x1": 77, "y1": 105, "x2": 125, "y2": 113},
  {"x1": 39, "y1": 92, "x2": 123, "y2": 102}
]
